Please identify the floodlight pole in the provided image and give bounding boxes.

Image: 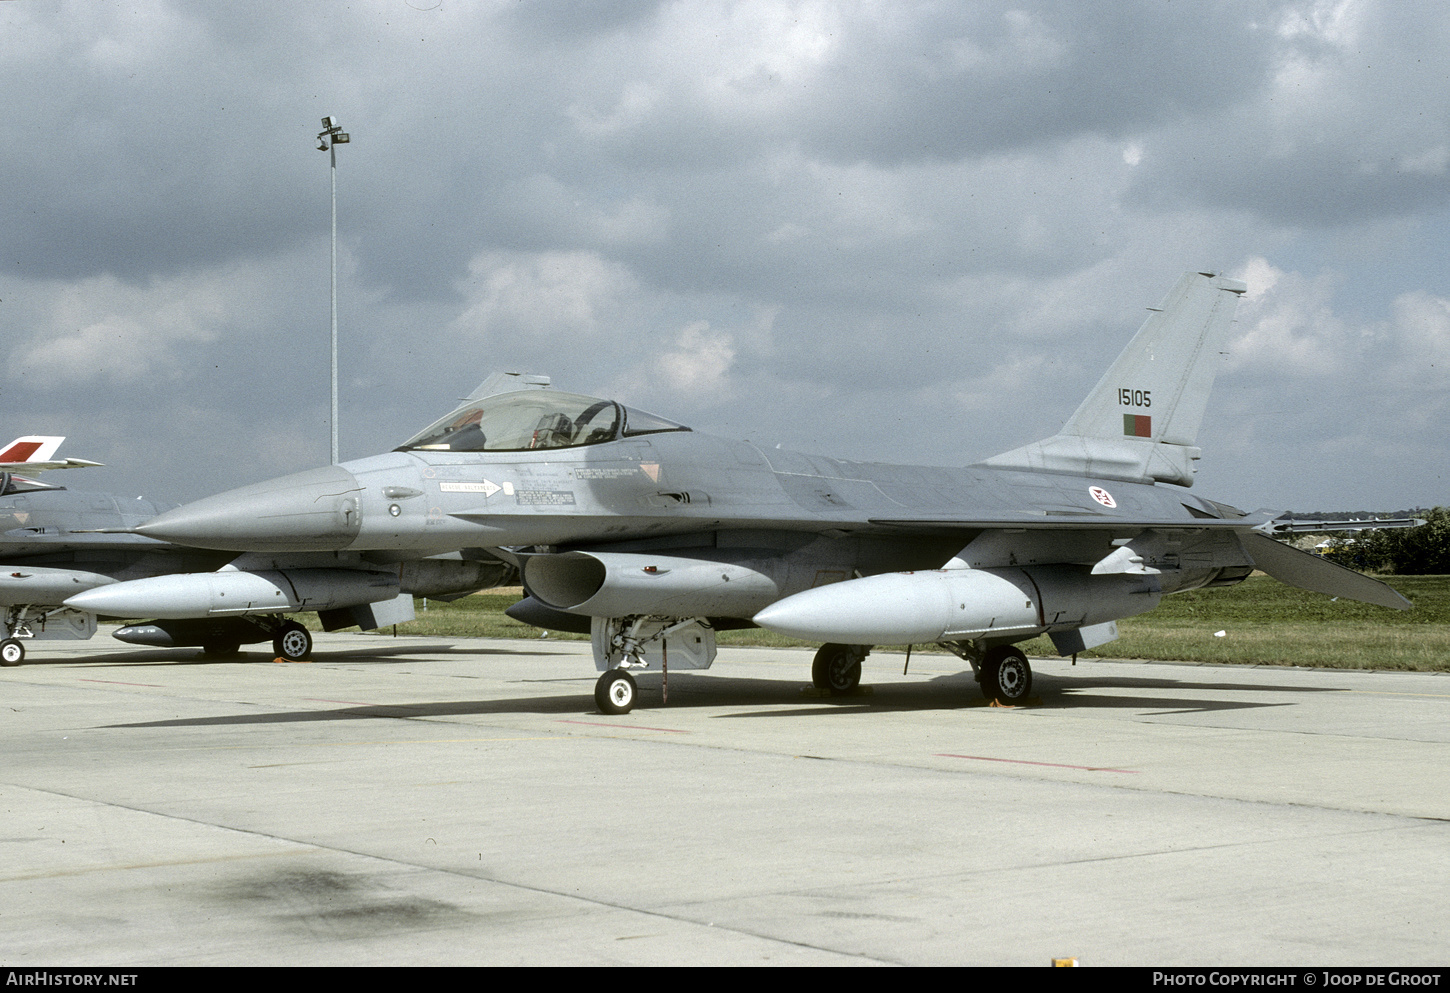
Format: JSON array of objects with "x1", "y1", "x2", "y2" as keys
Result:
[
  {"x1": 316, "y1": 116, "x2": 350, "y2": 465},
  {"x1": 329, "y1": 140, "x2": 338, "y2": 465}
]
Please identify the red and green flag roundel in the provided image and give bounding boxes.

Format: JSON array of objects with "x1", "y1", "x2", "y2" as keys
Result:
[{"x1": 1123, "y1": 414, "x2": 1152, "y2": 438}]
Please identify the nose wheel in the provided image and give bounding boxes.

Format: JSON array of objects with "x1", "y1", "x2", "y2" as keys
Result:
[
  {"x1": 1, "y1": 638, "x2": 23, "y2": 667},
  {"x1": 595, "y1": 668, "x2": 638, "y2": 714}
]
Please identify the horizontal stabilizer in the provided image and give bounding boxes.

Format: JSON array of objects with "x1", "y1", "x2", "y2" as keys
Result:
[
  {"x1": 1241, "y1": 532, "x2": 1411, "y2": 610},
  {"x1": 1265, "y1": 517, "x2": 1426, "y2": 534}
]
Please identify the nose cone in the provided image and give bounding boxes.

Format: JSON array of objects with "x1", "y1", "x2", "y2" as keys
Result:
[{"x1": 135, "y1": 464, "x2": 363, "y2": 551}]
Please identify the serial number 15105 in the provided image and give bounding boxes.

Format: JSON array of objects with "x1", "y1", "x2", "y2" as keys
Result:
[{"x1": 1118, "y1": 388, "x2": 1151, "y2": 408}]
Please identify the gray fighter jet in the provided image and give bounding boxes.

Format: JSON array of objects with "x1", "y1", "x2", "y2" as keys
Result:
[
  {"x1": 0, "y1": 436, "x2": 200, "y2": 665},
  {"x1": 0, "y1": 436, "x2": 305, "y2": 665},
  {"x1": 1, "y1": 437, "x2": 515, "y2": 665},
  {"x1": 71, "y1": 272, "x2": 1410, "y2": 711}
]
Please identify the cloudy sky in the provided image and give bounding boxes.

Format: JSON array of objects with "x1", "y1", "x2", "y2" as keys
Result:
[{"x1": 3, "y1": 0, "x2": 1447, "y2": 512}]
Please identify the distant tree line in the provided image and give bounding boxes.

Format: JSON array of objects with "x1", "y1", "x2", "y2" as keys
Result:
[
  {"x1": 1320, "y1": 507, "x2": 1450, "y2": 575},
  {"x1": 1281, "y1": 508, "x2": 1434, "y2": 522}
]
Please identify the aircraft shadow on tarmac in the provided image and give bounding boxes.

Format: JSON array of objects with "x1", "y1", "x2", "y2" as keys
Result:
[
  {"x1": 705, "y1": 671, "x2": 1310, "y2": 719},
  {"x1": 101, "y1": 668, "x2": 1313, "y2": 730},
  {"x1": 25, "y1": 641, "x2": 582, "y2": 667}
]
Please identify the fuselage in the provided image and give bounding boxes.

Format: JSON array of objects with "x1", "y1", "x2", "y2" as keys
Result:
[{"x1": 134, "y1": 413, "x2": 1256, "y2": 616}]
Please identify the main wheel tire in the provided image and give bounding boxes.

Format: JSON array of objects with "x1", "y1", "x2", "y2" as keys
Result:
[
  {"x1": 0, "y1": 639, "x2": 24, "y2": 667},
  {"x1": 595, "y1": 668, "x2": 637, "y2": 715},
  {"x1": 812, "y1": 643, "x2": 865, "y2": 695},
  {"x1": 202, "y1": 640, "x2": 241, "y2": 659},
  {"x1": 273, "y1": 622, "x2": 312, "y2": 661},
  {"x1": 980, "y1": 646, "x2": 1032, "y2": 703}
]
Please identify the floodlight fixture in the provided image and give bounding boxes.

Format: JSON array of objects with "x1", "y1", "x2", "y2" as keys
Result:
[{"x1": 316, "y1": 116, "x2": 347, "y2": 152}]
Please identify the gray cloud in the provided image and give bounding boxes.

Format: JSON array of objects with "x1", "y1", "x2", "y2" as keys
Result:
[{"x1": 2, "y1": 1, "x2": 1446, "y2": 511}]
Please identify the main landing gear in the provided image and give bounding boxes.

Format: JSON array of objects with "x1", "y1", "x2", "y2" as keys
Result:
[
  {"x1": 1, "y1": 638, "x2": 23, "y2": 667},
  {"x1": 811, "y1": 642, "x2": 1033, "y2": 703},
  {"x1": 811, "y1": 643, "x2": 869, "y2": 695},
  {"x1": 911, "y1": 640, "x2": 1036, "y2": 704},
  {"x1": 978, "y1": 645, "x2": 1033, "y2": 703},
  {"x1": 585, "y1": 628, "x2": 1034, "y2": 716},
  {"x1": 272, "y1": 621, "x2": 313, "y2": 662}
]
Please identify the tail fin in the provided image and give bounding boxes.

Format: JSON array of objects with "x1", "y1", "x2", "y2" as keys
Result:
[
  {"x1": 0, "y1": 436, "x2": 103, "y2": 476},
  {"x1": 980, "y1": 271, "x2": 1247, "y2": 487},
  {"x1": 0, "y1": 436, "x2": 65, "y2": 468}
]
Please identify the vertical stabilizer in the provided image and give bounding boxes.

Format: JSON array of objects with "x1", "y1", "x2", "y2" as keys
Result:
[
  {"x1": 1062, "y1": 272, "x2": 1247, "y2": 447},
  {"x1": 0, "y1": 436, "x2": 65, "y2": 467},
  {"x1": 980, "y1": 271, "x2": 1247, "y2": 487},
  {"x1": 465, "y1": 371, "x2": 552, "y2": 401}
]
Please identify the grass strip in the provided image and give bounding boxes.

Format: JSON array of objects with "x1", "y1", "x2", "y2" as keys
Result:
[{"x1": 370, "y1": 575, "x2": 1450, "y2": 672}]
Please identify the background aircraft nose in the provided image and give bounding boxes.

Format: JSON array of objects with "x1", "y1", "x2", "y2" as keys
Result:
[{"x1": 135, "y1": 464, "x2": 364, "y2": 551}]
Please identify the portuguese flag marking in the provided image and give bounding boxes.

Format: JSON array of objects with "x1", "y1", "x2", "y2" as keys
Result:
[{"x1": 1123, "y1": 414, "x2": 1152, "y2": 438}]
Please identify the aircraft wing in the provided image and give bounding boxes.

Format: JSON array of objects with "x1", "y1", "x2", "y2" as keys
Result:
[
  {"x1": 864, "y1": 511, "x2": 1280, "y2": 533},
  {"x1": 865, "y1": 516, "x2": 1410, "y2": 610}
]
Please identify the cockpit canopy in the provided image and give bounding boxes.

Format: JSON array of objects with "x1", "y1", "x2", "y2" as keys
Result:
[{"x1": 397, "y1": 390, "x2": 690, "y2": 453}]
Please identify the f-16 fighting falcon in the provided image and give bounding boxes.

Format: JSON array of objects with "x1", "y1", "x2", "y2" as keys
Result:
[
  {"x1": 68, "y1": 272, "x2": 1411, "y2": 713},
  {"x1": 0, "y1": 436, "x2": 194, "y2": 666},
  {"x1": 1, "y1": 435, "x2": 515, "y2": 667}
]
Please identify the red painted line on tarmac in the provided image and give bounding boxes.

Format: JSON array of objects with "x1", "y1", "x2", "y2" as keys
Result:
[
  {"x1": 936, "y1": 753, "x2": 1138, "y2": 774},
  {"x1": 79, "y1": 678, "x2": 163, "y2": 688},
  {"x1": 557, "y1": 720, "x2": 688, "y2": 733}
]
